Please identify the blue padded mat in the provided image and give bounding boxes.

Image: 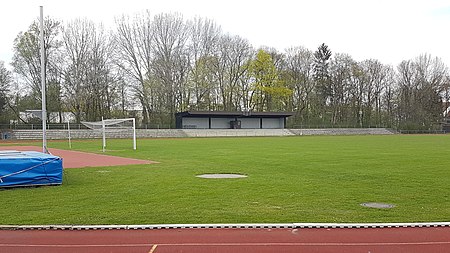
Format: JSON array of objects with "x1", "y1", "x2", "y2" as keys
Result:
[{"x1": 0, "y1": 151, "x2": 63, "y2": 187}]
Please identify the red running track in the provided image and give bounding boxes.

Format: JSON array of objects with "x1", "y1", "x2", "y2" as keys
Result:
[
  {"x1": 0, "y1": 146, "x2": 156, "y2": 168},
  {"x1": 1, "y1": 227, "x2": 450, "y2": 253}
]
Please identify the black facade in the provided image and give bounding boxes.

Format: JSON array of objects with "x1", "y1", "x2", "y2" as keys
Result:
[{"x1": 175, "y1": 111, "x2": 293, "y2": 129}]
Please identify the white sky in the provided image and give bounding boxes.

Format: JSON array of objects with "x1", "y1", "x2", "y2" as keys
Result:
[{"x1": 1, "y1": 0, "x2": 450, "y2": 69}]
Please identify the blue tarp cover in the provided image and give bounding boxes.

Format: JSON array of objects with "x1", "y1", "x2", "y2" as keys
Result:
[{"x1": 0, "y1": 151, "x2": 63, "y2": 187}]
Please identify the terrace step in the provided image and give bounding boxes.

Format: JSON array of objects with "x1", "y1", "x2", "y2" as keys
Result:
[
  {"x1": 288, "y1": 128, "x2": 394, "y2": 136},
  {"x1": 2, "y1": 128, "x2": 394, "y2": 140}
]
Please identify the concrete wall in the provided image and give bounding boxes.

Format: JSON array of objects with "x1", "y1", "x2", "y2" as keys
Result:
[{"x1": 5, "y1": 128, "x2": 395, "y2": 140}]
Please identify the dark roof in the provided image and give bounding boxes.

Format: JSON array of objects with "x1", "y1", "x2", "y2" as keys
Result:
[{"x1": 176, "y1": 111, "x2": 293, "y2": 118}]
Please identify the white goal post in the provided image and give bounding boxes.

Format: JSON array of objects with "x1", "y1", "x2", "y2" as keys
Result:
[{"x1": 81, "y1": 118, "x2": 136, "y2": 152}]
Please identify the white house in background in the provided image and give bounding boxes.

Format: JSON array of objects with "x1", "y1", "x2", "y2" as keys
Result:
[
  {"x1": 14, "y1": 110, "x2": 75, "y2": 123},
  {"x1": 441, "y1": 104, "x2": 450, "y2": 133},
  {"x1": 444, "y1": 105, "x2": 450, "y2": 118}
]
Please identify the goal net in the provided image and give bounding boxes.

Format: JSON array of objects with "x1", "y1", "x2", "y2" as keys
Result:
[{"x1": 81, "y1": 118, "x2": 136, "y2": 152}]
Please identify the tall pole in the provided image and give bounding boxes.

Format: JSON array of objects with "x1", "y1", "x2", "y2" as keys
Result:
[
  {"x1": 102, "y1": 117, "x2": 106, "y2": 152},
  {"x1": 67, "y1": 121, "x2": 72, "y2": 149},
  {"x1": 40, "y1": 6, "x2": 47, "y2": 153},
  {"x1": 132, "y1": 118, "x2": 136, "y2": 150}
]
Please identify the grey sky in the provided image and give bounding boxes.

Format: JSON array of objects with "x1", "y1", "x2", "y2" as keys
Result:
[{"x1": 1, "y1": 0, "x2": 450, "y2": 68}]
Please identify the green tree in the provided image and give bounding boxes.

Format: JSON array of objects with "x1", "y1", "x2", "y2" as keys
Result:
[
  {"x1": 248, "y1": 49, "x2": 292, "y2": 111},
  {"x1": 313, "y1": 43, "x2": 332, "y2": 119},
  {"x1": 189, "y1": 55, "x2": 217, "y2": 110},
  {"x1": 11, "y1": 17, "x2": 63, "y2": 122}
]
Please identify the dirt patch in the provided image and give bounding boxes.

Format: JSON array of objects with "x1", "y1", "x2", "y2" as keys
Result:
[
  {"x1": 196, "y1": 174, "x2": 247, "y2": 179},
  {"x1": 360, "y1": 202, "x2": 395, "y2": 209},
  {"x1": 0, "y1": 146, "x2": 157, "y2": 168}
]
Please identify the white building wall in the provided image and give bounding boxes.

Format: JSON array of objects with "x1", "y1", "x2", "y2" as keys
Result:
[
  {"x1": 182, "y1": 117, "x2": 209, "y2": 129},
  {"x1": 240, "y1": 118, "x2": 260, "y2": 129},
  {"x1": 211, "y1": 118, "x2": 235, "y2": 129},
  {"x1": 262, "y1": 118, "x2": 284, "y2": 129}
]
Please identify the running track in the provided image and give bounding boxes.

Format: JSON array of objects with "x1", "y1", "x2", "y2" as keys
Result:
[
  {"x1": 1, "y1": 227, "x2": 450, "y2": 253},
  {"x1": 0, "y1": 146, "x2": 155, "y2": 168}
]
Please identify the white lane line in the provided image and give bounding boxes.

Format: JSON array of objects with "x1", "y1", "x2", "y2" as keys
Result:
[
  {"x1": 0, "y1": 244, "x2": 151, "y2": 247},
  {"x1": 3, "y1": 222, "x2": 450, "y2": 230},
  {"x1": 149, "y1": 244, "x2": 158, "y2": 253},
  {"x1": 2, "y1": 241, "x2": 450, "y2": 247}
]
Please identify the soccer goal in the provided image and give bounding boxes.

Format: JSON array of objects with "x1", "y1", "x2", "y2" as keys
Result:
[{"x1": 81, "y1": 118, "x2": 136, "y2": 152}]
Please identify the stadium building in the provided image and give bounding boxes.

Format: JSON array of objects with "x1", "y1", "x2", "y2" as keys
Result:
[{"x1": 175, "y1": 111, "x2": 293, "y2": 129}]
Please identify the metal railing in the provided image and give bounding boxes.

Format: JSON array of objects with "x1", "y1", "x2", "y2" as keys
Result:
[
  {"x1": 290, "y1": 124, "x2": 390, "y2": 129},
  {"x1": 0, "y1": 124, "x2": 88, "y2": 130},
  {"x1": 397, "y1": 129, "x2": 446, "y2": 134},
  {"x1": 0, "y1": 123, "x2": 174, "y2": 130}
]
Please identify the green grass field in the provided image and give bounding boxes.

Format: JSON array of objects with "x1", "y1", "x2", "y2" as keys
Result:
[{"x1": 1, "y1": 135, "x2": 450, "y2": 225}]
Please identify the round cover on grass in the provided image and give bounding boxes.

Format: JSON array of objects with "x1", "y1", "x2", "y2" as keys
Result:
[
  {"x1": 196, "y1": 173, "x2": 247, "y2": 179},
  {"x1": 360, "y1": 202, "x2": 395, "y2": 209}
]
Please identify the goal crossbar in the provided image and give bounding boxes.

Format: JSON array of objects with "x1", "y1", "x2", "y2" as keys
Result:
[{"x1": 81, "y1": 118, "x2": 136, "y2": 152}]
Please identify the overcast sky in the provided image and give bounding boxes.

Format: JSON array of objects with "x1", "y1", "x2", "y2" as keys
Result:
[{"x1": 1, "y1": 0, "x2": 450, "y2": 69}]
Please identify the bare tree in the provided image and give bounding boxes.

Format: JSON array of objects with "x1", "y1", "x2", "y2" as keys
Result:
[
  {"x1": 381, "y1": 65, "x2": 396, "y2": 128},
  {"x1": 115, "y1": 12, "x2": 155, "y2": 125},
  {"x1": 84, "y1": 23, "x2": 118, "y2": 120},
  {"x1": 284, "y1": 46, "x2": 315, "y2": 124},
  {"x1": 151, "y1": 13, "x2": 190, "y2": 126},
  {"x1": 443, "y1": 75, "x2": 450, "y2": 117},
  {"x1": 329, "y1": 53, "x2": 354, "y2": 125},
  {"x1": 397, "y1": 54, "x2": 448, "y2": 129},
  {"x1": 62, "y1": 19, "x2": 94, "y2": 122},
  {"x1": 359, "y1": 60, "x2": 395, "y2": 127},
  {"x1": 62, "y1": 19, "x2": 118, "y2": 122},
  {"x1": 212, "y1": 34, "x2": 253, "y2": 111},
  {"x1": 188, "y1": 17, "x2": 221, "y2": 110}
]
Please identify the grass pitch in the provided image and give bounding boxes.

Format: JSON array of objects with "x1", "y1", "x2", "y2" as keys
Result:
[{"x1": 1, "y1": 135, "x2": 450, "y2": 225}]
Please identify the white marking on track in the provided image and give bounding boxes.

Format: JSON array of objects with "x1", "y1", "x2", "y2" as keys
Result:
[
  {"x1": 0, "y1": 244, "x2": 151, "y2": 247},
  {"x1": 1, "y1": 241, "x2": 450, "y2": 247},
  {"x1": 149, "y1": 244, "x2": 158, "y2": 253}
]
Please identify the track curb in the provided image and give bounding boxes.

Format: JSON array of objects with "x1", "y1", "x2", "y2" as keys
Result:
[{"x1": 1, "y1": 222, "x2": 450, "y2": 230}]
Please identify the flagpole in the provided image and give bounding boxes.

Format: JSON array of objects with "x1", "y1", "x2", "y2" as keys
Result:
[{"x1": 40, "y1": 6, "x2": 47, "y2": 153}]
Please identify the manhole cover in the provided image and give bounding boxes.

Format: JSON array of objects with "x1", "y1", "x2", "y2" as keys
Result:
[
  {"x1": 360, "y1": 202, "x2": 395, "y2": 209},
  {"x1": 196, "y1": 174, "x2": 247, "y2": 179}
]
